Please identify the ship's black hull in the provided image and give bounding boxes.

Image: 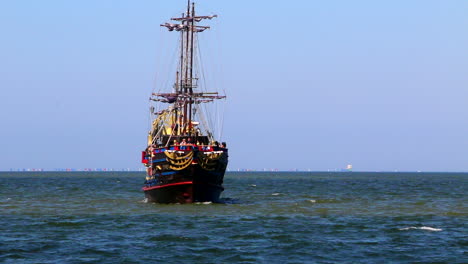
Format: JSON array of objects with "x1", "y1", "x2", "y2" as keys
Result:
[
  {"x1": 143, "y1": 180, "x2": 223, "y2": 203},
  {"x1": 142, "y1": 147, "x2": 227, "y2": 204}
]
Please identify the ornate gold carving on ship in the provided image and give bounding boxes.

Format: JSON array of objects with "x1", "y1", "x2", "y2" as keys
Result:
[
  {"x1": 164, "y1": 150, "x2": 194, "y2": 170},
  {"x1": 198, "y1": 151, "x2": 226, "y2": 171},
  {"x1": 164, "y1": 150, "x2": 227, "y2": 171}
]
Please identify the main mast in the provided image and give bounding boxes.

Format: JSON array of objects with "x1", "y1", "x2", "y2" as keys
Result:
[{"x1": 155, "y1": 0, "x2": 224, "y2": 139}]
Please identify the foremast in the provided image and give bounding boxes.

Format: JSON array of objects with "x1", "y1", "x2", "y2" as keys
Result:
[{"x1": 150, "y1": 1, "x2": 224, "y2": 146}]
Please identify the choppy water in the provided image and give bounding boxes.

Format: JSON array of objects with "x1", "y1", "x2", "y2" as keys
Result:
[{"x1": 0, "y1": 172, "x2": 467, "y2": 263}]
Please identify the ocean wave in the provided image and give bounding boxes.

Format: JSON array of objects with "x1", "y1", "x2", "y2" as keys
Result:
[
  {"x1": 399, "y1": 226, "x2": 442, "y2": 232},
  {"x1": 195, "y1": 202, "x2": 212, "y2": 205},
  {"x1": 306, "y1": 198, "x2": 343, "y2": 204}
]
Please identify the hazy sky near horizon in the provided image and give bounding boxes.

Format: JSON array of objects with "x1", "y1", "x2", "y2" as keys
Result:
[{"x1": 1, "y1": 0, "x2": 467, "y2": 171}]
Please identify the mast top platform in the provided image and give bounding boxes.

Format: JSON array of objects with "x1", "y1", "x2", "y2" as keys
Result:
[{"x1": 160, "y1": 1, "x2": 217, "y2": 32}]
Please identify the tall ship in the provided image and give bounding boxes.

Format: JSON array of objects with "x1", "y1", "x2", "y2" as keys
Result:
[{"x1": 141, "y1": 1, "x2": 228, "y2": 203}]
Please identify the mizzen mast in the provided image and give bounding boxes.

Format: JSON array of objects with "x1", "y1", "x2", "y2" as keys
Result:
[{"x1": 155, "y1": 1, "x2": 223, "y2": 137}]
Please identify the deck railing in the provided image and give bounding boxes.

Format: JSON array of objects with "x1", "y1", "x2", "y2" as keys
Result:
[{"x1": 141, "y1": 145, "x2": 226, "y2": 164}]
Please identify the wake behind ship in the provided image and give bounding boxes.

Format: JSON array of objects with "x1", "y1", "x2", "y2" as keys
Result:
[{"x1": 141, "y1": 1, "x2": 228, "y2": 203}]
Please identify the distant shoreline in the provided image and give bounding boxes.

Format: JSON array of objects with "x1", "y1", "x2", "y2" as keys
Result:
[{"x1": 1, "y1": 170, "x2": 467, "y2": 174}]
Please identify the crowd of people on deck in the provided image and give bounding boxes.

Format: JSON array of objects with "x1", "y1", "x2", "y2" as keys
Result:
[{"x1": 145, "y1": 139, "x2": 226, "y2": 154}]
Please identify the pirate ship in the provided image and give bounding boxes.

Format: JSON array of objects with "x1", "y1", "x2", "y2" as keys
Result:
[{"x1": 141, "y1": 1, "x2": 228, "y2": 203}]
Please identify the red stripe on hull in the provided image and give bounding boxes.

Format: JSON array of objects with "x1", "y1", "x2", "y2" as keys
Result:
[{"x1": 142, "y1": 181, "x2": 193, "y2": 191}]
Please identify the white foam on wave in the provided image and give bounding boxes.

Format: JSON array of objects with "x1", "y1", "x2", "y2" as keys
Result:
[
  {"x1": 272, "y1": 193, "x2": 280, "y2": 196},
  {"x1": 399, "y1": 226, "x2": 442, "y2": 232},
  {"x1": 249, "y1": 184, "x2": 257, "y2": 187},
  {"x1": 308, "y1": 199, "x2": 316, "y2": 203}
]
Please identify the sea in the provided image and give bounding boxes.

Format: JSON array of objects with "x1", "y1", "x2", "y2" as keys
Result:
[{"x1": 0, "y1": 171, "x2": 466, "y2": 263}]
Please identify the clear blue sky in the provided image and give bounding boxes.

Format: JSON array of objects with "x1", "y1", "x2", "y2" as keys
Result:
[{"x1": 0, "y1": 0, "x2": 467, "y2": 171}]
